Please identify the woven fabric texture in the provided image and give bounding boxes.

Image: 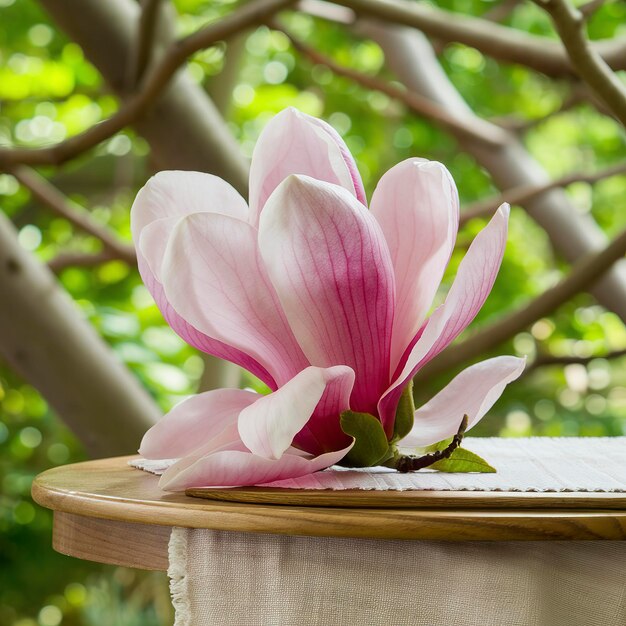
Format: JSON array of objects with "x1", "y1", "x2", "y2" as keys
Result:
[
  {"x1": 169, "y1": 530, "x2": 626, "y2": 626},
  {"x1": 133, "y1": 436, "x2": 626, "y2": 491}
]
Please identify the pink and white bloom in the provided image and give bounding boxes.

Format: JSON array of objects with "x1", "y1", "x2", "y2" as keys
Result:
[{"x1": 132, "y1": 107, "x2": 524, "y2": 490}]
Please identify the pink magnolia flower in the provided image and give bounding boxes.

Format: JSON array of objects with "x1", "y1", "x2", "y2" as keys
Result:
[{"x1": 132, "y1": 107, "x2": 524, "y2": 490}]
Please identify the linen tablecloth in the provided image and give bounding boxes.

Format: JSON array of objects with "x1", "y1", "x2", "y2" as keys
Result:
[
  {"x1": 169, "y1": 531, "x2": 626, "y2": 626},
  {"x1": 133, "y1": 437, "x2": 626, "y2": 625}
]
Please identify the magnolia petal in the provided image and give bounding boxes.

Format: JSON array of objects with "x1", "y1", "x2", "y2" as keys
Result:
[
  {"x1": 139, "y1": 388, "x2": 259, "y2": 460},
  {"x1": 159, "y1": 443, "x2": 353, "y2": 490},
  {"x1": 138, "y1": 259, "x2": 275, "y2": 386},
  {"x1": 379, "y1": 204, "x2": 510, "y2": 431},
  {"x1": 162, "y1": 212, "x2": 309, "y2": 387},
  {"x1": 130, "y1": 172, "x2": 274, "y2": 385},
  {"x1": 307, "y1": 114, "x2": 367, "y2": 206},
  {"x1": 399, "y1": 356, "x2": 526, "y2": 448},
  {"x1": 138, "y1": 216, "x2": 180, "y2": 282},
  {"x1": 248, "y1": 107, "x2": 366, "y2": 226},
  {"x1": 132, "y1": 170, "x2": 248, "y2": 278},
  {"x1": 294, "y1": 365, "x2": 356, "y2": 455},
  {"x1": 259, "y1": 175, "x2": 395, "y2": 415},
  {"x1": 130, "y1": 170, "x2": 248, "y2": 239},
  {"x1": 370, "y1": 159, "x2": 459, "y2": 370},
  {"x1": 239, "y1": 366, "x2": 354, "y2": 460}
]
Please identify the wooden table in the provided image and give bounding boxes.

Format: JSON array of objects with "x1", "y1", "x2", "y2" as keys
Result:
[{"x1": 31, "y1": 456, "x2": 626, "y2": 571}]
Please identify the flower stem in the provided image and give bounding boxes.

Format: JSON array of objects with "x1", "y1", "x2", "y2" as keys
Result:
[{"x1": 391, "y1": 414, "x2": 469, "y2": 473}]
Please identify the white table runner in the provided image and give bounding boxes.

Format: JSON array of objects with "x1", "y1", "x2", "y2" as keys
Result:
[{"x1": 133, "y1": 436, "x2": 626, "y2": 491}]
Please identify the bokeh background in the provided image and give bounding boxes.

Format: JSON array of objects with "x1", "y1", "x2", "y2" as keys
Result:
[{"x1": 1, "y1": 0, "x2": 625, "y2": 624}]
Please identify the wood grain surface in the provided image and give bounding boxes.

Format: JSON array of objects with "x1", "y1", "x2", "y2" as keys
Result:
[
  {"x1": 31, "y1": 455, "x2": 626, "y2": 571},
  {"x1": 53, "y1": 511, "x2": 170, "y2": 571},
  {"x1": 185, "y1": 486, "x2": 626, "y2": 509}
]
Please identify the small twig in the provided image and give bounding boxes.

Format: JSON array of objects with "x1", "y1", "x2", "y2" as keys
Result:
[
  {"x1": 47, "y1": 249, "x2": 120, "y2": 273},
  {"x1": 521, "y1": 347, "x2": 626, "y2": 379},
  {"x1": 9, "y1": 165, "x2": 136, "y2": 264},
  {"x1": 414, "y1": 228, "x2": 626, "y2": 384},
  {"x1": 130, "y1": 0, "x2": 164, "y2": 88},
  {"x1": 0, "y1": 0, "x2": 293, "y2": 167},
  {"x1": 274, "y1": 22, "x2": 507, "y2": 149},
  {"x1": 579, "y1": 0, "x2": 608, "y2": 20},
  {"x1": 493, "y1": 85, "x2": 618, "y2": 132},
  {"x1": 460, "y1": 161, "x2": 626, "y2": 225},
  {"x1": 393, "y1": 415, "x2": 468, "y2": 472},
  {"x1": 490, "y1": 89, "x2": 585, "y2": 132},
  {"x1": 0, "y1": 88, "x2": 104, "y2": 107},
  {"x1": 483, "y1": 0, "x2": 522, "y2": 22},
  {"x1": 536, "y1": 0, "x2": 626, "y2": 128}
]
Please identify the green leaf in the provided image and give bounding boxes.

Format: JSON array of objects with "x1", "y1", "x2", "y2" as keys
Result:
[
  {"x1": 392, "y1": 379, "x2": 414, "y2": 441},
  {"x1": 428, "y1": 448, "x2": 497, "y2": 473},
  {"x1": 339, "y1": 410, "x2": 390, "y2": 467}
]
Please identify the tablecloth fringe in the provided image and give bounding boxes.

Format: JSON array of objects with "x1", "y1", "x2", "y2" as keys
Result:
[{"x1": 169, "y1": 528, "x2": 191, "y2": 626}]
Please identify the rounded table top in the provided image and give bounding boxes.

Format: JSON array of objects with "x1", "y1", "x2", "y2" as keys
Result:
[
  {"x1": 33, "y1": 455, "x2": 626, "y2": 539},
  {"x1": 31, "y1": 456, "x2": 626, "y2": 570}
]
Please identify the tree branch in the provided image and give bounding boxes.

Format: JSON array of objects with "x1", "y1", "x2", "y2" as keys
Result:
[
  {"x1": 9, "y1": 165, "x2": 136, "y2": 264},
  {"x1": 27, "y1": 0, "x2": 250, "y2": 404},
  {"x1": 522, "y1": 347, "x2": 626, "y2": 379},
  {"x1": 490, "y1": 89, "x2": 585, "y2": 133},
  {"x1": 579, "y1": 0, "x2": 608, "y2": 20},
  {"x1": 0, "y1": 211, "x2": 160, "y2": 456},
  {"x1": 536, "y1": 0, "x2": 626, "y2": 128},
  {"x1": 205, "y1": 33, "x2": 247, "y2": 116},
  {"x1": 414, "y1": 228, "x2": 626, "y2": 384},
  {"x1": 129, "y1": 0, "x2": 163, "y2": 88},
  {"x1": 460, "y1": 161, "x2": 626, "y2": 226},
  {"x1": 47, "y1": 250, "x2": 120, "y2": 273},
  {"x1": 483, "y1": 0, "x2": 522, "y2": 22},
  {"x1": 275, "y1": 22, "x2": 507, "y2": 148},
  {"x1": 358, "y1": 23, "x2": 626, "y2": 321},
  {"x1": 326, "y1": 0, "x2": 626, "y2": 78},
  {"x1": 0, "y1": 0, "x2": 293, "y2": 167}
]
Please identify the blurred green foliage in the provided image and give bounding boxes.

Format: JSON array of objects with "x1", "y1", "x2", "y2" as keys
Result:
[{"x1": 1, "y1": 0, "x2": 625, "y2": 623}]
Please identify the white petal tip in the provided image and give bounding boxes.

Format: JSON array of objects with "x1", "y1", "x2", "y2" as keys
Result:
[
  {"x1": 498, "y1": 202, "x2": 511, "y2": 218},
  {"x1": 158, "y1": 468, "x2": 188, "y2": 492},
  {"x1": 157, "y1": 474, "x2": 175, "y2": 491},
  {"x1": 414, "y1": 159, "x2": 444, "y2": 173},
  {"x1": 513, "y1": 355, "x2": 527, "y2": 373}
]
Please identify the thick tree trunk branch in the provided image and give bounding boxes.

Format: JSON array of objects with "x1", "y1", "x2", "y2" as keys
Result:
[
  {"x1": 0, "y1": 211, "x2": 160, "y2": 456},
  {"x1": 1, "y1": 0, "x2": 250, "y2": 443},
  {"x1": 361, "y1": 24, "x2": 626, "y2": 324},
  {"x1": 38, "y1": 0, "x2": 255, "y2": 394},
  {"x1": 327, "y1": 0, "x2": 626, "y2": 77},
  {"x1": 130, "y1": 0, "x2": 163, "y2": 88},
  {"x1": 206, "y1": 33, "x2": 247, "y2": 116},
  {"x1": 415, "y1": 228, "x2": 626, "y2": 383},
  {"x1": 537, "y1": 0, "x2": 626, "y2": 127}
]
